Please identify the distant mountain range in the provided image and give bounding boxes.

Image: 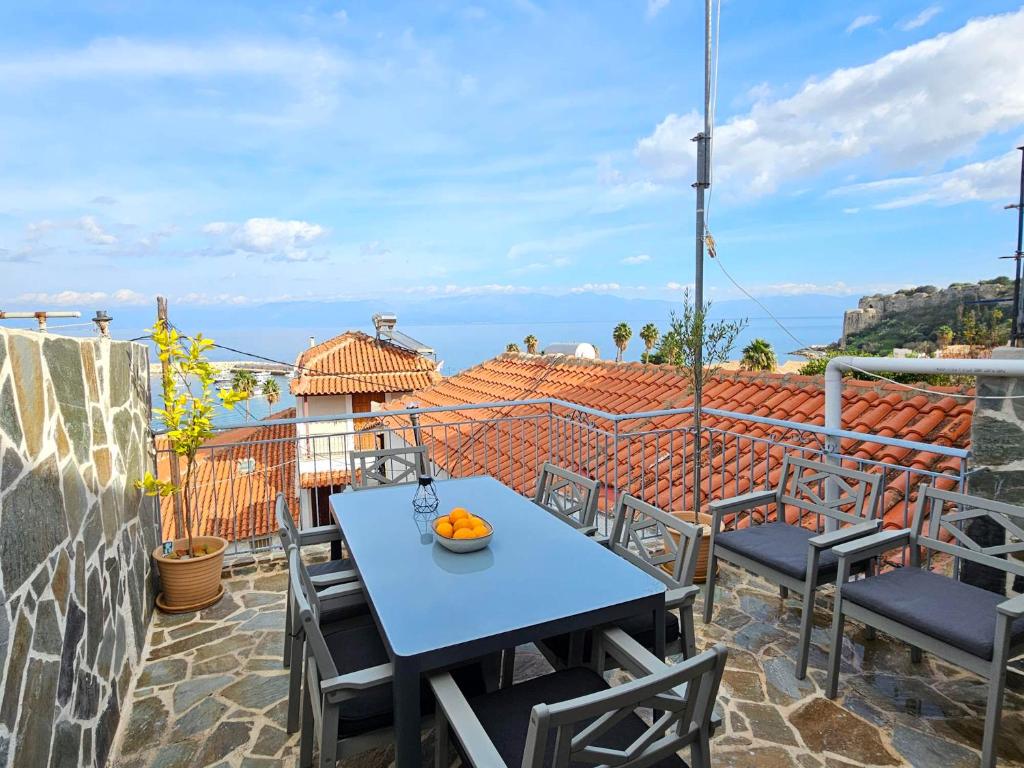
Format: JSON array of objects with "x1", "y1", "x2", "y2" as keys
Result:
[
  {"x1": 108, "y1": 291, "x2": 855, "y2": 333},
  {"x1": 89, "y1": 291, "x2": 853, "y2": 373}
]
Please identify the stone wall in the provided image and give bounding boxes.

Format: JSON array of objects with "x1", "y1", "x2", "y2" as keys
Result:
[
  {"x1": 0, "y1": 328, "x2": 157, "y2": 767},
  {"x1": 965, "y1": 346, "x2": 1024, "y2": 595}
]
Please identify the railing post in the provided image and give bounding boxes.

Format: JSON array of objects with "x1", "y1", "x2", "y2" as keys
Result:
[{"x1": 612, "y1": 419, "x2": 620, "y2": 525}]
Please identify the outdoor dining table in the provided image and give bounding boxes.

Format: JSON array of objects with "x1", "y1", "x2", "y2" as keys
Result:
[{"x1": 330, "y1": 474, "x2": 668, "y2": 768}]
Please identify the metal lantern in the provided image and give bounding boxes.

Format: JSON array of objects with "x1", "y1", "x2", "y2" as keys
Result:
[{"x1": 412, "y1": 474, "x2": 439, "y2": 516}]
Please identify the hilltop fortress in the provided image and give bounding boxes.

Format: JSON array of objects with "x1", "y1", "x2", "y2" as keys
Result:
[{"x1": 841, "y1": 280, "x2": 1011, "y2": 347}]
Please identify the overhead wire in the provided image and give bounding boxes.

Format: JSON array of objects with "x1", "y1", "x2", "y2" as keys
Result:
[{"x1": 696, "y1": 0, "x2": 1022, "y2": 401}]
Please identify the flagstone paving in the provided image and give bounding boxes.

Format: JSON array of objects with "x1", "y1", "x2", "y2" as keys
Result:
[{"x1": 110, "y1": 550, "x2": 1024, "y2": 768}]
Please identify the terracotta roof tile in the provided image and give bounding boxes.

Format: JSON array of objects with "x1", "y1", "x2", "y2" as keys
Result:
[
  {"x1": 381, "y1": 354, "x2": 974, "y2": 533},
  {"x1": 158, "y1": 409, "x2": 297, "y2": 544},
  {"x1": 291, "y1": 331, "x2": 440, "y2": 396}
]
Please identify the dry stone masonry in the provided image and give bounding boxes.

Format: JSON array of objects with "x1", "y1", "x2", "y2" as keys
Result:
[
  {"x1": 0, "y1": 328, "x2": 156, "y2": 767},
  {"x1": 966, "y1": 345, "x2": 1024, "y2": 597}
]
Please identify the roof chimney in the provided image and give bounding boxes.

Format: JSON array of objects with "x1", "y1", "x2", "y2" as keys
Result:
[
  {"x1": 308, "y1": 336, "x2": 315, "y2": 348},
  {"x1": 373, "y1": 312, "x2": 398, "y2": 340}
]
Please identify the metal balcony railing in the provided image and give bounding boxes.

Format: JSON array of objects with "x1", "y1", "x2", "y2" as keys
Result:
[{"x1": 153, "y1": 398, "x2": 970, "y2": 557}]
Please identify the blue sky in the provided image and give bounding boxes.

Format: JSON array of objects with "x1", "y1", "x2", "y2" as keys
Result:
[{"x1": 2, "y1": 0, "x2": 1023, "y2": 312}]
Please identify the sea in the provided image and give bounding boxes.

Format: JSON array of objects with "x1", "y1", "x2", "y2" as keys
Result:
[{"x1": 150, "y1": 315, "x2": 839, "y2": 431}]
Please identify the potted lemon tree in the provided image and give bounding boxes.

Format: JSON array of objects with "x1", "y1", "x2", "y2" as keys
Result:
[{"x1": 137, "y1": 324, "x2": 247, "y2": 612}]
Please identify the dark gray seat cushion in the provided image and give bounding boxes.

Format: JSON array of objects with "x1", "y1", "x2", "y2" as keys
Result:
[
  {"x1": 840, "y1": 567, "x2": 1024, "y2": 661},
  {"x1": 715, "y1": 522, "x2": 841, "y2": 582},
  {"x1": 310, "y1": 558, "x2": 369, "y2": 623},
  {"x1": 309, "y1": 557, "x2": 355, "y2": 578},
  {"x1": 321, "y1": 614, "x2": 486, "y2": 738},
  {"x1": 542, "y1": 611, "x2": 681, "y2": 664},
  {"x1": 463, "y1": 666, "x2": 687, "y2": 768}
]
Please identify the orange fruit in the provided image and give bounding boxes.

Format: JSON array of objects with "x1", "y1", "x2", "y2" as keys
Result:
[
  {"x1": 435, "y1": 521, "x2": 454, "y2": 538},
  {"x1": 449, "y1": 507, "x2": 470, "y2": 522},
  {"x1": 470, "y1": 525, "x2": 488, "y2": 538},
  {"x1": 453, "y1": 528, "x2": 475, "y2": 539},
  {"x1": 453, "y1": 518, "x2": 474, "y2": 532}
]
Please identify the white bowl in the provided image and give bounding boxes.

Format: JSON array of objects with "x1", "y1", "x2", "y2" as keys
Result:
[{"x1": 434, "y1": 519, "x2": 493, "y2": 554}]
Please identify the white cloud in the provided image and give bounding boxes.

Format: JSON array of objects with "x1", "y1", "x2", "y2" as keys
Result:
[
  {"x1": 621, "y1": 254, "x2": 651, "y2": 265},
  {"x1": 0, "y1": 37, "x2": 348, "y2": 84},
  {"x1": 570, "y1": 283, "x2": 621, "y2": 293},
  {"x1": 25, "y1": 215, "x2": 118, "y2": 246},
  {"x1": 899, "y1": 6, "x2": 941, "y2": 31},
  {"x1": 79, "y1": 215, "x2": 117, "y2": 245},
  {"x1": 635, "y1": 9, "x2": 1024, "y2": 200},
  {"x1": 203, "y1": 217, "x2": 326, "y2": 260},
  {"x1": 176, "y1": 292, "x2": 255, "y2": 305},
  {"x1": 15, "y1": 288, "x2": 147, "y2": 306},
  {"x1": 747, "y1": 281, "x2": 858, "y2": 296},
  {"x1": 834, "y1": 149, "x2": 1021, "y2": 208},
  {"x1": 112, "y1": 289, "x2": 148, "y2": 304},
  {"x1": 506, "y1": 224, "x2": 645, "y2": 260},
  {"x1": 646, "y1": 0, "x2": 670, "y2": 20},
  {"x1": 846, "y1": 15, "x2": 880, "y2": 34}
]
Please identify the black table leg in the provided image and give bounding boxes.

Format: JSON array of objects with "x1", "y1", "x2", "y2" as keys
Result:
[
  {"x1": 393, "y1": 656, "x2": 422, "y2": 768},
  {"x1": 654, "y1": 603, "x2": 666, "y2": 661}
]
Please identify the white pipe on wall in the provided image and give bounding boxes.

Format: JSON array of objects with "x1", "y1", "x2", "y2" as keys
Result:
[
  {"x1": 821, "y1": 355, "x2": 1024, "y2": 530},
  {"x1": 824, "y1": 356, "x2": 1024, "y2": 445}
]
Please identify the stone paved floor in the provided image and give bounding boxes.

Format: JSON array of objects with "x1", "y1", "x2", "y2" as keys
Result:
[{"x1": 110, "y1": 551, "x2": 1024, "y2": 768}]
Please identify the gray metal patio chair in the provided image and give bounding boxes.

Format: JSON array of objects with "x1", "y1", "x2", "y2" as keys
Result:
[
  {"x1": 349, "y1": 445, "x2": 430, "y2": 489},
  {"x1": 535, "y1": 493, "x2": 703, "y2": 677},
  {"x1": 825, "y1": 486, "x2": 1024, "y2": 768},
  {"x1": 533, "y1": 462, "x2": 601, "y2": 535},
  {"x1": 277, "y1": 495, "x2": 366, "y2": 733},
  {"x1": 288, "y1": 548, "x2": 490, "y2": 767},
  {"x1": 703, "y1": 455, "x2": 882, "y2": 679},
  {"x1": 432, "y1": 629, "x2": 727, "y2": 768},
  {"x1": 288, "y1": 547, "x2": 396, "y2": 765}
]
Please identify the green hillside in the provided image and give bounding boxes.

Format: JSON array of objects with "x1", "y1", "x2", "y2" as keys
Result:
[{"x1": 843, "y1": 277, "x2": 1013, "y2": 355}]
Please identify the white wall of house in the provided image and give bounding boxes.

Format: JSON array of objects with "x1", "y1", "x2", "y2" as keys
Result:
[{"x1": 295, "y1": 394, "x2": 355, "y2": 460}]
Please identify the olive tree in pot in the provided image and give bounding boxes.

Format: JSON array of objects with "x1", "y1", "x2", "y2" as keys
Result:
[
  {"x1": 137, "y1": 323, "x2": 248, "y2": 612},
  {"x1": 655, "y1": 289, "x2": 745, "y2": 582}
]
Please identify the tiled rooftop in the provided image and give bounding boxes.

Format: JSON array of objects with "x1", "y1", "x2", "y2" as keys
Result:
[
  {"x1": 384, "y1": 354, "x2": 974, "y2": 530},
  {"x1": 109, "y1": 551, "x2": 1024, "y2": 768},
  {"x1": 157, "y1": 408, "x2": 299, "y2": 543},
  {"x1": 291, "y1": 331, "x2": 441, "y2": 396}
]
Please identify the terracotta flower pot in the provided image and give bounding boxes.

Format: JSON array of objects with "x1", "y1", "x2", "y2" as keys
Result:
[
  {"x1": 664, "y1": 511, "x2": 716, "y2": 585},
  {"x1": 152, "y1": 535, "x2": 228, "y2": 613}
]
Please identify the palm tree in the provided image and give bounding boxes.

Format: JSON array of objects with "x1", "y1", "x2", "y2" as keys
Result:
[
  {"x1": 639, "y1": 323, "x2": 659, "y2": 363},
  {"x1": 523, "y1": 334, "x2": 539, "y2": 354},
  {"x1": 262, "y1": 377, "x2": 280, "y2": 417},
  {"x1": 612, "y1": 322, "x2": 632, "y2": 362},
  {"x1": 935, "y1": 325, "x2": 953, "y2": 348},
  {"x1": 505, "y1": 342, "x2": 521, "y2": 354},
  {"x1": 740, "y1": 338, "x2": 777, "y2": 372},
  {"x1": 231, "y1": 369, "x2": 258, "y2": 421}
]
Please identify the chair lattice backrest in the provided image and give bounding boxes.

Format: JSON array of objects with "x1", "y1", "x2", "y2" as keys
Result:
[
  {"x1": 524, "y1": 644, "x2": 727, "y2": 768},
  {"x1": 288, "y1": 548, "x2": 339, "y2": 683},
  {"x1": 912, "y1": 486, "x2": 1024, "y2": 579},
  {"x1": 276, "y1": 493, "x2": 298, "y2": 549},
  {"x1": 610, "y1": 494, "x2": 702, "y2": 588},
  {"x1": 778, "y1": 456, "x2": 881, "y2": 528},
  {"x1": 533, "y1": 463, "x2": 600, "y2": 529},
  {"x1": 350, "y1": 446, "x2": 429, "y2": 489}
]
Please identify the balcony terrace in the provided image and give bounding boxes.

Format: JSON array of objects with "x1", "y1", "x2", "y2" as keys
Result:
[
  {"x1": 110, "y1": 548, "x2": 1024, "y2": 767},
  {"x1": 3, "y1": 327, "x2": 1022, "y2": 768}
]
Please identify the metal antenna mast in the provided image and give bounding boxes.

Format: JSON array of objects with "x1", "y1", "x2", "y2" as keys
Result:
[
  {"x1": 1008, "y1": 145, "x2": 1024, "y2": 347},
  {"x1": 691, "y1": 0, "x2": 713, "y2": 513}
]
